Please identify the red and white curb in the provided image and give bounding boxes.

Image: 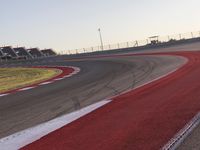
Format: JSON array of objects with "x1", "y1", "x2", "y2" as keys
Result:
[{"x1": 0, "y1": 66, "x2": 80, "y2": 97}]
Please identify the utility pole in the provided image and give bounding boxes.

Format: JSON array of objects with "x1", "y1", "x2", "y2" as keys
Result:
[{"x1": 98, "y1": 28, "x2": 104, "y2": 50}]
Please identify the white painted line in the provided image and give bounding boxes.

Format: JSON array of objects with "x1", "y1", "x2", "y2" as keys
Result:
[
  {"x1": 71, "y1": 72, "x2": 77, "y2": 75},
  {"x1": 0, "y1": 94, "x2": 9, "y2": 97},
  {"x1": 18, "y1": 87, "x2": 35, "y2": 91},
  {"x1": 63, "y1": 75, "x2": 72, "y2": 78},
  {"x1": 53, "y1": 78, "x2": 64, "y2": 81},
  {"x1": 162, "y1": 112, "x2": 200, "y2": 150},
  {"x1": 0, "y1": 100, "x2": 111, "y2": 150},
  {"x1": 38, "y1": 81, "x2": 53, "y2": 85}
]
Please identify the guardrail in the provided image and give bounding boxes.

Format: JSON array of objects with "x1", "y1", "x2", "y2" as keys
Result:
[{"x1": 61, "y1": 31, "x2": 200, "y2": 55}]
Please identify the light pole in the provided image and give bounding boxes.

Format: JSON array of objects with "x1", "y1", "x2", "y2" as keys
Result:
[{"x1": 98, "y1": 28, "x2": 104, "y2": 50}]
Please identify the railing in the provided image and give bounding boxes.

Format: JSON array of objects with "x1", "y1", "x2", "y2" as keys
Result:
[{"x1": 60, "y1": 31, "x2": 200, "y2": 55}]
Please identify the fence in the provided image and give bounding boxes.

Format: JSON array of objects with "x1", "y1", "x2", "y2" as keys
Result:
[{"x1": 60, "y1": 31, "x2": 200, "y2": 55}]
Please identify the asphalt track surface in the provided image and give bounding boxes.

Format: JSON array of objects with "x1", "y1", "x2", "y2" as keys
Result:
[
  {"x1": 21, "y1": 51, "x2": 200, "y2": 150},
  {"x1": 1, "y1": 43, "x2": 200, "y2": 149},
  {"x1": 0, "y1": 53, "x2": 186, "y2": 139}
]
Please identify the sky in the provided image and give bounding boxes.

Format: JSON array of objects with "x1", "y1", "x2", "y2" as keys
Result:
[{"x1": 0, "y1": 0, "x2": 200, "y2": 53}]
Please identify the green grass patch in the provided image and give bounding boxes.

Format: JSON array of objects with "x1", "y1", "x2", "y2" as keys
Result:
[{"x1": 0, "y1": 68, "x2": 61, "y2": 93}]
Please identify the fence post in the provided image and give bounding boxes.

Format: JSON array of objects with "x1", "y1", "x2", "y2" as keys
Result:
[
  {"x1": 179, "y1": 34, "x2": 182, "y2": 40},
  {"x1": 146, "y1": 39, "x2": 149, "y2": 45},
  {"x1": 191, "y1": 32, "x2": 194, "y2": 38},
  {"x1": 168, "y1": 35, "x2": 171, "y2": 41},
  {"x1": 127, "y1": 42, "x2": 129, "y2": 48},
  {"x1": 118, "y1": 43, "x2": 120, "y2": 49},
  {"x1": 135, "y1": 41, "x2": 138, "y2": 47}
]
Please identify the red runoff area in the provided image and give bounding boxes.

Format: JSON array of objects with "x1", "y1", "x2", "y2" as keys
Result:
[{"x1": 22, "y1": 52, "x2": 200, "y2": 150}]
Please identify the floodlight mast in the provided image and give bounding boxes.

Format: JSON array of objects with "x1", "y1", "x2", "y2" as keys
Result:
[{"x1": 98, "y1": 28, "x2": 104, "y2": 50}]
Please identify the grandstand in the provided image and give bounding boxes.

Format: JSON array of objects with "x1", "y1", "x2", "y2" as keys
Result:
[
  {"x1": 0, "y1": 46, "x2": 57, "y2": 61},
  {"x1": 41, "y1": 49, "x2": 57, "y2": 56},
  {"x1": 27, "y1": 48, "x2": 44, "y2": 58},
  {"x1": 0, "y1": 48, "x2": 4, "y2": 57},
  {"x1": 1, "y1": 46, "x2": 18, "y2": 58},
  {"x1": 14, "y1": 47, "x2": 33, "y2": 59},
  {"x1": 0, "y1": 48, "x2": 12, "y2": 60}
]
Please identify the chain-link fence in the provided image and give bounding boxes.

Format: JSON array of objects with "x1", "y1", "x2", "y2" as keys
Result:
[{"x1": 60, "y1": 31, "x2": 200, "y2": 55}]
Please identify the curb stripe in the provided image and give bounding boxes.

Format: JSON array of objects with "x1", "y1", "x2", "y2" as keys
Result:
[
  {"x1": 38, "y1": 82, "x2": 53, "y2": 85},
  {"x1": 0, "y1": 66, "x2": 80, "y2": 98},
  {"x1": 18, "y1": 87, "x2": 36, "y2": 91},
  {"x1": 0, "y1": 94, "x2": 9, "y2": 97}
]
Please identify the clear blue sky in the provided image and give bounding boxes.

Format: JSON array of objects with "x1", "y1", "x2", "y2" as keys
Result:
[{"x1": 0, "y1": 0, "x2": 199, "y2": 52}]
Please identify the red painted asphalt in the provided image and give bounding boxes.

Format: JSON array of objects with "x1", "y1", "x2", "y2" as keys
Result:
[
  {"x1": 22, "y1": 52, "x2": 200, "y2": 150},
  {"x1": 0, "y1": 66, "x2": 74, "y2": 95}
]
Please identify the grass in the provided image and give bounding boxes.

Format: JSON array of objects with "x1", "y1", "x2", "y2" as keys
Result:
[{"x1": 0, "y1": 67, "x2": 61, "y2": 93}]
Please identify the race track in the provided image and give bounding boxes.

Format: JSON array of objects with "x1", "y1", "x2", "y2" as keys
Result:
[
  {"x1": 22, "y1": 51, "x2": 200, "y2": 150},
  {"x1": 0, "y1": 53, "x2": 185, "y2": 139},
  {"x1": 1, "y1": 43, "x2": 200, "y2": 149}
]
